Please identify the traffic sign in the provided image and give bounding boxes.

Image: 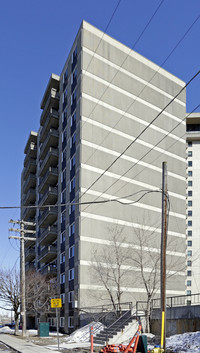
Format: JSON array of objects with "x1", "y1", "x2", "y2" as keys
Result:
[{"x1": 51, "y1": 298, "x2": 62, "y2": 308}]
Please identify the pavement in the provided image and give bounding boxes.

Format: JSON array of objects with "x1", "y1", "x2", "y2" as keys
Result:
[{"x1": 0, "y1": 334, "x2": 60, "y2": 353}]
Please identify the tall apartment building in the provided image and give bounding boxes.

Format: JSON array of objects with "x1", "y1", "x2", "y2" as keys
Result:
[
  {"x1": 186, "y1": 113, "x2": 200, "y2": 296},
  {"x1": 21, "y1": 21, "x2": 187, "y2": 332}
]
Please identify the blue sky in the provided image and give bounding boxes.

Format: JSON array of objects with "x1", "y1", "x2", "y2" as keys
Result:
[{"x1": 0, "y1": 0, "x2": 199, "y2": 269}]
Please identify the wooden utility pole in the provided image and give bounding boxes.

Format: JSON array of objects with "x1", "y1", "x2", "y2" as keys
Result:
[
  {"x1": 8, "y1": 219, "x2": 36, "y2": 337},
  {"x1": 160, "y1": 162, "x2": 168, "y2": 352}
]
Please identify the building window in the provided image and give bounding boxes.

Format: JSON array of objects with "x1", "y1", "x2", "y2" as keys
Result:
[
  {"x1": 71, "y1": 112, "x2": 76, "y2": 126},
  {"x1": 61, "y1": 211, "x2": 66, "y2": 223},
  {"x1": 188, "y1": 141, "x2": 192, "y2": 147},
  {"x1": 70, "y1": 178, "x2": 75, "y2": 192},
  {"x1": 68, "y1": 316, "x2": 74, "y2": 328},
  {"x1": 68, "y1": 291, "x2": 74, "y2": 303},
  {"x1": 60, "y1": 231, "x2": 65, "y2": 243},
  {"x1": 69, "y1": 268, "x2": 74, "y2": 281},
  {"x1": 188, "y1": 220, "x2": 192, "y2": 227},
  {"x1": 187, "y1": 270, "x2": 192, "y2": 276},
  {"x1": 188, "y1": 201, "x2": 192, "y2": 207},
  {"x1": 188, "y1": 170, "x2": 192, "y2": 177},
  {"x1": 70, "y1": 156, "x2": 76, "y2": 170},
  {"x1": 187, "y1": 290, "x2": 191, "y2": 296},
  {"x1": 69, "y1": 245, "x2": 75, "y2": 259},
  {"x1": 60, "y1": 273, "x2": 65, "y2": 284},
  {"x1": 188, "y1": 190, "x2": 192, "y2": 197},
  {"x1": 187, "y1": 260, "x2": 192, "y2": 266},
  {"x1": 188, "y1": 230, "x2": 192, "y2": 237},
  {"x1": 69, "y1": 204, "x2": 75, "y2": 215},
  {"x1": 187, "y1": 250, "x2": 192, "y2": 257},
  {"x1": 61, "y1": 293, "x2": 65, "y2": 304},
  {"x1": 188, "y1": 180, "x2": 192, "y2": 187},
  {"x1": 188, "y1": 240, "x2": 192, "y2": 246},
  {"x1": 60, "y1": 252, "x2": 65, "y2": 263},
  {"x1": 69, "y1": 223, "x2": 75, "y2": 237},
  {"x1": 188, "y1": 151, "x2": 192, "y2": 157},
  {"x1": 188, "y1": 161, "x2": 192, "y2": 167},
  {"x1": 60, "y1": 317, "x2": 65, "y2": 327},
  {"x1": 187, "y1": 280, "x2": 191, "y2": 287},
  {"x1": 188, "y1": 210, "x2": 192, "y2": 217}
]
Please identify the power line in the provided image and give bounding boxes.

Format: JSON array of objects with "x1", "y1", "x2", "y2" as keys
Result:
[
  {"x1": 80, "y1": 70, "x2": 200, "y2": 205},
  {"x1": 79, "y1": 103, "x2": 200, "y2": 218},
  {"x1": 80, "y1": 12, "x2": 199, "y2": 176}
]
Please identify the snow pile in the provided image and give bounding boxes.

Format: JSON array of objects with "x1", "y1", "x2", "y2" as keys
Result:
[
  {"x1": 64, "y1": 321, "x2": 105, "y2": 343},
  {"x1": 166, "y1": 331, "x2": 200, "y2": 353},
  {"x1": 0, "y1": 326, "x2": 15, "y2": 334}
]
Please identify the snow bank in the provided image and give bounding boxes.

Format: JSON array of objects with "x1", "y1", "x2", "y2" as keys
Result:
[
  {"x1": 0, "y1": 326, "x2": 15, "y2": 334},
  {"x1": 64, "y1": 321, "x2": 105, "y2": 343},
  {"x1": 166, "y1": 331, "x2": 200, "y2": 353}
]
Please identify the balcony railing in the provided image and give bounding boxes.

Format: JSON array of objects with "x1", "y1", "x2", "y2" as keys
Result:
[
  {"x1": 23, "y1": 159, "x2": 36, "y2": 180},
  {"x1": 38, "y1": 206, "x2": 57, "y2": 228},
  {"x1": 24, "y1": 144, "x2": 37, "y2": 167},
  {"x1": 22, "y1": 188, "x2": 36, "y2": 206},
  {"x1": 40, "y1": 108, "x2": 59, "y2": 143},
  {"x1": 40, "y1": 264, "x2": 57, "y2": 276},
  {"x1": 22, "y1": 203, "x2": 36, "y2": 221},
  {"x1": 40, "y1": 89, "x2": 60, "y2": 126},
  {"x1": 38, "y1": 167, "x2": 58, "y2": 194},
  {"x1": 39, "y1": 186, "x2": 58, "y2": 207},
  {"x1": 38, "y1": 245, "x2": 57, "y2": 263},
  {"x1": 39, "y1": 128, "x2": 59, "y2": 160},
  {"x1": 23, "y1": 173, "x2": 36, "y2": 194},
  {"x1": 25, "y1": 247, "x2": 36, "y2": 262},
  {"x1": 39, "y1": 225, "x2": 57, "y2": 246},
  {"x1": 39, "y1": 147, "x2": 58, "y2": 177}
]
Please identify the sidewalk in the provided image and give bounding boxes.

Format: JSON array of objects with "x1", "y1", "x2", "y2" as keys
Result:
[{"x1": 0, "y1": 334, "x2": 60, "y2": 353}]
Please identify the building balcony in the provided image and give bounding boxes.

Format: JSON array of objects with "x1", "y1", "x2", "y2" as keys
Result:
[
  {"x1": 38, "y1": 206, "x2": 57, "y2": 228},
  {"x1": 23, "y1": 173, "x2": 36, "y2": 194},
  {"x1": 39, "y1": 186, "x2": 58, "y2": 207},
  {"x1": 24, "y1": 143, "x2": 37, "y2": 167},
  {"x1": 23, "y1": 159, "x2": 37, "y2": 180},
  {"x1": 22, "y1": 203, "x2": 36, "y2": 221},
  {"x1": 40, "y1": 264, "x2": 57, "y2": 277},
  {"x1": 40, "y1": 89, "x2": 60, "y2": 126},
  {"x1": 22, "y1": 188, "x2": 36, "y2": 206},
  {"x1": 25, "y1": 247, "x2": 36, "y2": 262},
  {"x1": 39, "y1": 147, "x2": 58, "y2": 177},
  {"x1": 38, "y1": 167, "x2": 58, "y2": 194},
  {"x1": 40, "y1": 109, "x2": 59, "y2": 143},
  {"x1": 25, "y1": 262, "x2": 35, "y2": 272},
  {"x1": 39, "y1": 225, "x2": 57, "y2": 246},
  {"x1": 38, "y1": 245, "x2": 57, "y2": 263},
  {"x1": 39, "y1": 129, "x2": 59, "y2": 160}
]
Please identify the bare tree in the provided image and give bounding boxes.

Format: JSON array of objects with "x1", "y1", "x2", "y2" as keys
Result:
[
  {"x1": 92, "y1": 226, "x2": 132, "y2": 315},
  {"x1": 25, "y1": 270, "x2": 58, "y2": 322},
  {"x1": 0, "y1": 269, "x2": 20, "y2": 335}
]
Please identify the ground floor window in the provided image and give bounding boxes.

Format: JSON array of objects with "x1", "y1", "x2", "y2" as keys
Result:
[
  {"x1": 60, "y1": 317, "x2": 65, "y2": 327},
  {"x1": 68, "y1": 316, "x2": 74, "y2": 328}
]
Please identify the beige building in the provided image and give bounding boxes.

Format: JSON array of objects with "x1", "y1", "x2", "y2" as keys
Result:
[
  {"x1": 186, "y1": 113, "x2": 200, "y2": 296},
  {"x1": 21, "y1": 21, "x2": 187, "y2": 332}
]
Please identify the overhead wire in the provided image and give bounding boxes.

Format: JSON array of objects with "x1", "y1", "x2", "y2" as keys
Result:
[
  {"x1": 80, "y1": 12, "x2": 200, "y2": 183},
  {"x1": 79, "y1": 72, "x2": 200, "y2": 216}
]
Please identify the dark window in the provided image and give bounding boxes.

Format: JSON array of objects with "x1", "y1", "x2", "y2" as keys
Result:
[
  {"x1": 187, "y1": 280, "x2": 191, "y2": 286},
  {"x1": 188, "y1": 210, "x2": 192, "y2": 216},
  {"x1": 188, "y1": 240, "x2": 192, "y2": 246},
  {"x1": 188, "y1": 201, "x2": 192, "y2": 207},
  {"x1": 188, "y1": 141, "x2": 192, "y2": 147},
  {"x1": 188, "y1": 220, "x2": 192, "y2": 227},
  {"x1": 188, "y1": 230, "x2": 192, "y2": 236},
  {"x1": 187, "y1": 270, "x2": 192, "y2": 276},
  {"x1": 187, "y1": 250, "x2": 192, "y2": 257},
  {"x1": 188, "y1": 161, "x2": 192, "y2": 167},
  {"x1": 187, "y1": 260, "x2": 192, "y2": 266},
  {"x1": 188, "y1": 151, "x2": 192, "y2": 157},
  {"x1": 188, "y1": 180, "x2": 192, "y2": 187},
  {"x1": 188, "y1": 170, "x2": 192, "y2": 177},
  {"x1": 188, "y1": 190, "x2": 192, "y2": 196}
]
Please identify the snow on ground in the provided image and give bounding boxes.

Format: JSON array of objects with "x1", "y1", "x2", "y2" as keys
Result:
[
  {"x1": 0, "y1": 326, "x2": 15, "y2": 334},
  {"x1": 166, "y1": 331, "x2": 200, "y2": 353},
  {"x1": 63, "y1": 321, "x2": 105, "y2": 343}
]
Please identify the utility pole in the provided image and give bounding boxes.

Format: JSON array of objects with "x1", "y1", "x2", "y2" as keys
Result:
[
  {"x1": 160, "y1": 162, "x2": 168, "y2": 352},
  {"x1": 8, "y1": 219, "x2": 36, "y2": 337}
]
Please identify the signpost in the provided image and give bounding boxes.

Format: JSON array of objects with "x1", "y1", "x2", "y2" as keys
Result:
[{"x1": 51, "y1": 298, "x2": 62, "y2": 349}]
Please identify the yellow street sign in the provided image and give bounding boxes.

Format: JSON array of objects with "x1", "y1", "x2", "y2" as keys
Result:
[{"x1": 51, "y1": 298, "x2": 62, "y2": 308}]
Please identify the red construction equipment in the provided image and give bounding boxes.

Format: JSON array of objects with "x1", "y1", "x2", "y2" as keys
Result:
[{"x1": 100, "y1": 324, "x2": 142, "y2": 353}]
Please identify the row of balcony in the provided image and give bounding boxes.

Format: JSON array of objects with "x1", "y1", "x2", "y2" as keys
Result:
[
  {"x1": 38, "y1": 245, "x2": 57, "y2": 263},
  {"x1": 39, "y1": 186, "x2": 58, "y2": 207},
  {"x1": 24, "y1": 143, "x2": 37, "y2": 167},
  {"x1": 22, "y1": 188, "x2": 36, "y2": 206},
  {"x1": 38, "y1": 167, "x2": 58, "y2": 194},
  {"x1": 39, "y1": 147, "x2": 58, "y2": 177},
  {"x1": 40, "y1": 109, "x2": 59, "y2": 143},
  {"x1": 23, "y1": 158, "x2": 37, "y2": 180},
  {"x1": 40, "y1": 89, "x2": 59, "y2": 126},
  {"x1": 23, "y1": 173, "x2": 36, "y2": 194},
  {"x1": 38, "y1": 206, "x2": 57, "y2": 228},
  {"x1": 22, "y1": 202, "x2": 36, "y2": 221},
  {"x1": 39, "y1": 225, "x2": 57, "y2": 246},
  {"x1": 39, "y1": 128, "x2": 59, "y2": 160}
]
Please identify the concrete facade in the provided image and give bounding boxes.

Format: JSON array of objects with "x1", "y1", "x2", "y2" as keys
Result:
[
  {"x1": 21, "y1": 21, "x2": 187, "y2": 333},
  {"x1": 186, "y1": 113, "x2": 200, "y2": 296}
]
